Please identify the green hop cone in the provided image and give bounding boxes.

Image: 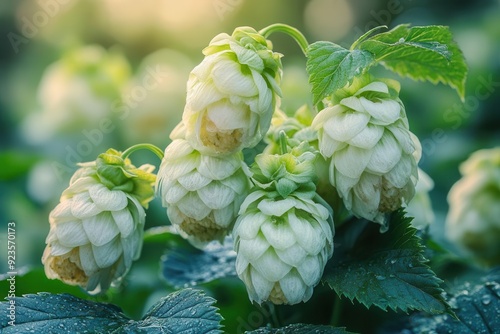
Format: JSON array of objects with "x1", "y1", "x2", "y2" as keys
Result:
[
  {"x1": 312, "y1": 74, "x2": 420, "y2": 229},
  {"x1": 156, "y1": 137, "x2": 250, "y2": 247},
  {"x1": 446, "y1": 147, "x2": 500, "y2": 266},
  {"x1": 264, "y1": 106, "x2": 317, "y2": 155},
  {"x1": 182, "y1": 26, "x2": 283, "y2": 155},
  {"x1": 42, "y1": 149, "x2": 155, "y2": 293},
  {"x1": 233, "y1": 145, "x2": 334, "y2": 305}
]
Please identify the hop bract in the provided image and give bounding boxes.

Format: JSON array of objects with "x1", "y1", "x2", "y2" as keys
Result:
[
  {"x1": 42, "y1": 149, "x2": 155, "y2": 293},
  {"x1": 156, "y1": 137, "x2": 250, "y2": 247},
  {"x1": 182, "y1": 26, "x2": 283, "y2": 155},
  {"x1": 233, "y1": 145, "x2": 334, "y2": 305},
  {"x1": 312, "y1": 75, "x2": 420, "y2": 228},
  {"x1": 446, "y1": 147, "x2": 500, "y2": 266}
]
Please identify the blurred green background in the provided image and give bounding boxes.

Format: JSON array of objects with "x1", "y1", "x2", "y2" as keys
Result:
[{"x1": 0, "y1": 0, "x2": 499, "y2": 332}]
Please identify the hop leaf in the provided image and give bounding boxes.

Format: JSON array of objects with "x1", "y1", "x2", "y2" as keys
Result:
[
  {"x1": 306, "y1": 42, "x2": 374, "y2": 105},
  {"x1": 322, "y1": 210, "x2": 452, "y2": 315},
  {"x1": 0, "y1": 289, "x2": 223, "y2": 333},
  {"x1": 306, "y1": 25, "x2": 467, "y2": 104}
]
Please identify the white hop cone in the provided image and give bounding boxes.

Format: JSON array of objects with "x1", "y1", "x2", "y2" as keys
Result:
[
  {"x1": 446, "y1": 147, "x2": 500, "y2": 265},
  {"x1": 156, "y1": 138, "x2": 250, "y2": 247},
  {"x1": 42, "y1": 149, "x2": 155, "y2": 293},
  {"x1": 312, "y1": 75, "x2": 420, "y2": 228},
  {"x1": 182, "y1": 26, "x2": 282, "y2": 155},
  {"x1": 233, "y1": 147, "x2": 334, "y2": 305}
]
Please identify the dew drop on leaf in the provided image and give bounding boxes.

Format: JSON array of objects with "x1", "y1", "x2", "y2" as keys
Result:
[{"x1": 481, "y1": 294, "x2": 492, "y2": 305}]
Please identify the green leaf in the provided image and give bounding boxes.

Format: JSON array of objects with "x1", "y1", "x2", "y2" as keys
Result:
[
  {"x1": 0, "y1": 293, "x2": 128, "y2": 333},
  {"x1": 161, "y1": 237, "x2": 237, "y2": 288},
  {"x1": 357, "y1": 24, "x2": 467, "y2": 100},
  {"x1": 306, "y1": 41, "x2": 375, "y2": 104},
  {"x1": 407, "y1": 268, "x2": 500, "y2": 333},
  {"x1": 125, "y1": 289, "x2": 223, "y2": 333},
  {"x1": 143, "y1": 225, "x2": 177, "y2": 243},
  {"x1": 245, "y1": 324, "x2": 355, "y2": 334},
  {"x1": 0, "y1": 289, "x2": 223, "y2": 333},
  {"x1": 322, "y1": 210, "x2": 452, "y2": 315}
]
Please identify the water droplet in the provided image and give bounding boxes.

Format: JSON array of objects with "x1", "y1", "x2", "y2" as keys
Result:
[
  {"x1": 488, "y1": 282, "x2": 500, "y2": 297},
  {"x1": 376, "y1": 275, "x2": 386, "y2": 281},
  {"x1": 399, "y1": 37, "x2": 405, "y2": 43},
  {"x1": 390, "y1": 259, "x2": 397, "y2": 264},
  {"x1": 481, "y1": 294, "x2": 492, "y2": 305}
]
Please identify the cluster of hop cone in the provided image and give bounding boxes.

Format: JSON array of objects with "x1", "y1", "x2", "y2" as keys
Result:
[{"x1": 42, "y1": 26, "x2": 432, "y2": 305}]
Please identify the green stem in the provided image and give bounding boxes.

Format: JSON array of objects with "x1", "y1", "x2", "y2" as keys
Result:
[
  {"x1": 330, "y1": 295, "x2": 343, "y2": 327},
  {"x1": 278, "y1": 130, "x2": 288, "y2": 155},
  {"x1": 265, "y1": 303, "x2": 281, "y2": 328},
  {"x1": 259, "y1": 23, "x2": 309, "y2": 55},
  {"x1": 121, "y1": 143, "x2": 164, "y2": 161}
]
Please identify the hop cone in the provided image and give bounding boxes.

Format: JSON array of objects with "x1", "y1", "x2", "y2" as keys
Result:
[
  {"x1": 233, "y1": 145, "x2": 334, "y2": 305},
  {"x1": 42, "y1": 149, "x2": 155, "y2": 293},
  {"x1": 446, "y1": 147, "x2": 500, "y2": 265},
  {"x1": 312, "y1": 74, "x2": 420, "y2": 228},
  {"x1": 182, "y1": 26, "x2": 283, "y2": 155},
  {"x1": 156, "y1": 138, "x2": 250, "y2": 247},
  {"x1": 265, "y1": 106, "x2": 317, "y2": 154},
  {"x1": 26, "y1": 45, "x2": 130, "y2": 140}
]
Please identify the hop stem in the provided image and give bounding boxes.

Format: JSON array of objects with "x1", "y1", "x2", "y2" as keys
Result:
[
  {"x1": 121, "y1": 143, "x2": 164, "y2": 161},
  {"x1": 259, "y1": 23, "x2": 309, "y2": 55}
]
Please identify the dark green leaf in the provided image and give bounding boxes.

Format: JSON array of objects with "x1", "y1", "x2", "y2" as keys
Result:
[
  {"x1": 357, "y1": 24, "x2": 467, "y2": 100},
  {"x1": 322, "y1": 210, "x2": 452, "y2": 315},
  {"x1": 306, "y1": 41, "x2": 375, "y2": 104},
  {"x1": 161, "y1": 237, "x2": 237, "y2": 288},
  {"x1": 407, "y1": 268, "x2": 500, "y2": 333},
  {"x1": 0, "y1": 289, "x2": 223, "y2": 333},
  {"x1": 245, "y1": 323, "x2": 355, "y2": 334},
  {"x1": 123, "y1": 289, "x2": 223, "y2": 334},
  {"x1": 0, "y1": 293, "x2": 128, "y2": 333}
]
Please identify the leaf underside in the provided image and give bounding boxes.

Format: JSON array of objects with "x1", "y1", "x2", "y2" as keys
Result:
[{"x1": 161, "y1": 236, "x2": 237, "y2": 288}]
